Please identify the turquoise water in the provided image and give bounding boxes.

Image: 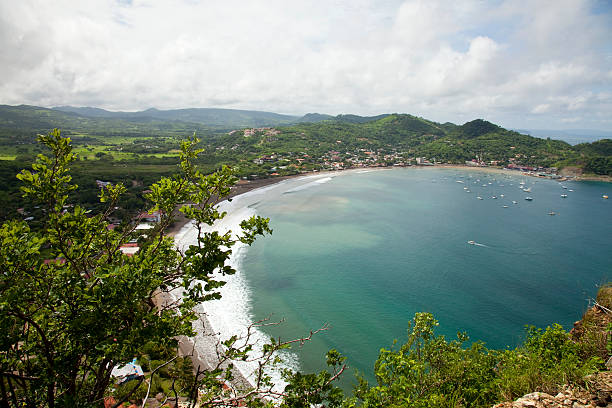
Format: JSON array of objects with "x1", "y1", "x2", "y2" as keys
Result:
[{"x1": 240, "y1": 168, "x2": 611, "y2": 385}]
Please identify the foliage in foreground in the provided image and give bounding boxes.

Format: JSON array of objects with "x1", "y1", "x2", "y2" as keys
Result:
[
  {"x1": 0, "y1": 130, "x2": 607, "y2": 407},
  {"x1": 347, "y1": 313, "x2": 604, "y2": 408}
]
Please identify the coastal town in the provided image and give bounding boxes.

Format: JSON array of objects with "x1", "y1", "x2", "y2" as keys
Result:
[{"x1": 236, "y1": 127, "x2": 572, "y2": 181}]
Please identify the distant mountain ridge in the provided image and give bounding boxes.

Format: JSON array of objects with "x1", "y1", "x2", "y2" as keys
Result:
[
  {"x1": 514, "y1": 128, "x2": 612, "y2": 145},
  {"x1": 52, "y1": 106, "x2": 301, "y2": 128},
  {"x1": 53, "y1": 106, "x2": 402, "y2": 128},
  {"x1": 0, "y1": 104, "x2": 610, "y2": 176}
]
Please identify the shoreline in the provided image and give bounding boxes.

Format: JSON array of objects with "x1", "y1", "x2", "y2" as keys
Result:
[
  {"x1": 164, "y1": 173, "x2": 305, "y2": 238},
  {"x1": 163, "y1": 164, "x2": 609, "y2": 393},
  {"x1": 165, "y1": 164, "x2": 609, "y2": 237},
  {"x1": 164, "y1": 169, "x2": 367, "y2": 393}
]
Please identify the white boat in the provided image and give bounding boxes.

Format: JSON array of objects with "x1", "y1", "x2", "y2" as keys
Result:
[
  {"x1": 525, "y1": 197, "x2": 533, "y2": 201},
  {"x1": 548, "y1": 211, "x2": 556, "y2": 216},
  {"x1": 467, "y1": 240, "x2": 476, "y2": 245},
  {"x1": 512, "y1": 200, "x2": 518, "y2": 204},
  {"x1": 503, "y1": 205, "x2": 509, "y2": 208},
  {"x1": 477, "y1": 196, "x2": 483, "y2": 200},
  {"x1": 561, "y1": 194, "x2": 567, "y2": 198}
]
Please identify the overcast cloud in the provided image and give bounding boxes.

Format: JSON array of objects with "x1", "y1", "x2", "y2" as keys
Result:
[{"x1": 1, "y1": 0, "x2": 611, "y2": 130}]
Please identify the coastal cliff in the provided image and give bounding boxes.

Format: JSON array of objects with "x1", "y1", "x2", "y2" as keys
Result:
[
  {"x1": 492, "y1": 372, "x2": 612, "y2": 407},
  {"x1": 493, "y1": 286, "x2": 612, "y2": 408}
]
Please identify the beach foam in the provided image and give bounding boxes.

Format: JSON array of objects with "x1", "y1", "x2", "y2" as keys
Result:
[
  {"x1": 172, "y1": 191, "x2": 300, "y2": 391},
  {"x1": 283, "y1": 176, "x2": 333, "y2": 194}
]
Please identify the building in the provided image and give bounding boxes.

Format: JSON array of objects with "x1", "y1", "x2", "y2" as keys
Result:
[
  {"x1": 136, "y1": 210, "x2": 162, "y2": 223},
  {"x1": 111, "y1": 359, "x2": 144, "y2": 384}
]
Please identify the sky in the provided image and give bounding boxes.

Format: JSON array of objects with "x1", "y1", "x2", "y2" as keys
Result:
[{"x1": 1, "y1": 0, "x2": 611, "y2": 130}]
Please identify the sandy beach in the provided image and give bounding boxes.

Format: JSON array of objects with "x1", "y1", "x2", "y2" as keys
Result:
[
  {"x1": 165, "y1": 169, "x2": 367, "y2": 393},
  {"x1": 164, "y1": 174, "x2": 302, "y2": 238},
  {"x1": 166, "y1": 173, "x2": 329, "y2": 393}
]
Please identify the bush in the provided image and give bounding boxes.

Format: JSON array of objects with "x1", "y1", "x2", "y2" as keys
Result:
[
  {"x1": 113, "y1": 379, "x2": 148, "y2": 403},
  {"x1": 352, "y1": 314, "x2": 603, "y2": 408}
]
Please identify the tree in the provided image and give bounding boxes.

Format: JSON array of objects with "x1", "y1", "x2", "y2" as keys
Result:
[
  {"x1": 4, "y1": 129, "x2": 598, "y2": 408},
  {"x1": 347, "y1": 313, "x2": 603, "y2": 408},
  {"x1": 0, "y1": 129, "x2": 348, "y2": 407},
  {"x1": 349, "y1": 313, "x2": 498, "y2": 408},
  {"x1": 0, "y1": 129, "x2": 276, "y2": 406}
]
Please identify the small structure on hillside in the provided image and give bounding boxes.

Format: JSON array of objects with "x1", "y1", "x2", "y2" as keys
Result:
[{"x1": 111, "y1": 359, "x2": 144, "y2": 384}]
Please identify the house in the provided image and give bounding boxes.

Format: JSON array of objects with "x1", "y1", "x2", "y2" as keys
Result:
[
  {"x1": 95, "y1": 180, "x2": 112, "y2": 189},
  {"x1": 136, "y1": 210, "x2": 162, "y2": 223},
  {"x1": 135, "y1": 223, "x2": 154, "y2": 231},
  {"x1": 111, "y1": 359, "x2": 144, "y2": 384},
  {"x1": 119, "y1": 243, "x2": 139, "y2": 256}
]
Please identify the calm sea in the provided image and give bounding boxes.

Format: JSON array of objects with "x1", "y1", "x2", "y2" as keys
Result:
[{"x1": 236, "y1": 168, "x2": 611, "y2": 385}]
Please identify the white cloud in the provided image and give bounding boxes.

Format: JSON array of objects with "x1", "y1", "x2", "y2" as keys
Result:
[
  {"x1": 0, "y1": 0, "x2": 610, "y2": 130},
  {"x1": 532, "y1": 104, "x2": 551, "y2": 114},
  {"x1": 561, "y1": 117, "x2": 581, "y2": 123}
]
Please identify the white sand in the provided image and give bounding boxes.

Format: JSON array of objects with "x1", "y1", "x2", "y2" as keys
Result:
[{"x1": 169, "y1": 173, "x2": 343, "y2": 391}]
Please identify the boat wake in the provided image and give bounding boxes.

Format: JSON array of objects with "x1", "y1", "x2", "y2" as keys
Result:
[
  {"x1": 467, "y1": 240, "x2": 489, "y2": 247},
  {"x1": 467, "y1": 240, "x2": 541, "y2": 255}
]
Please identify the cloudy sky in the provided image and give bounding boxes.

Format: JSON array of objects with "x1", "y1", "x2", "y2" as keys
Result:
[{"x1": 1, "y1": 0, "x2": 611, "y2": 130}]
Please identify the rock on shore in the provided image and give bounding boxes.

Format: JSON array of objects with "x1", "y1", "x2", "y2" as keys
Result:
[{"x1": 492, "y1": 371, "x2": 612, "y2": 407}]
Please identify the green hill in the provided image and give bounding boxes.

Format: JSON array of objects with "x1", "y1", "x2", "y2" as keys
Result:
[
  {"x1": 459, "y1": 118, "x2": 502, "y2": 138},
  {"x1": 0, "y1": 103, "x2": 610, "y2": 223},
  {"x1": 0, "y1": 104, "x2": 609, "y2": 178},
  {"x1": 52, "y1": 106, "x2": 301, "y2": 128},
  {"x1": 574, "y1": 139, "x2": 612, "y2": 156}
]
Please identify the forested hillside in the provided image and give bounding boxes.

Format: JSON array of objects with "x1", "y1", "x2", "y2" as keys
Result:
[{"x1": 0, "y1": 105, "x2": 609, "y2": 223}]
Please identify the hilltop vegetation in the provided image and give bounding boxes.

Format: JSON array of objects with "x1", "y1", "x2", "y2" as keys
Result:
[
  {"x1": 1, "y1": 131, "x2": 610, "y2": 407},
  {"x1": 52, "y1": 105, "x2": 300, "y2": 129},
  {"x1": 0, "y1": 104, "x2": 610, "y2": 224}
]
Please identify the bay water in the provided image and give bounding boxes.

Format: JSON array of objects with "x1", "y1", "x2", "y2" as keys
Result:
[{"x1": 221, "y1": 168, "x2": 611, "y2": 386}]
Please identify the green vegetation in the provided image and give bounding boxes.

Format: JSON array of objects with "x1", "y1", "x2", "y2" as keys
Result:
[
  {"x1": 1, "y1": 104, "x2": 610, "y2": 232},
  {"x1": 52, "y1": 106, "x2": 300, "y2": 129},
  {"x1": 0, "y1": 130, "x2": 276, "y2": 406},
  {"x1": 347, "y1": 314, "x2": 603, "y2": 408},
  {"x1": 0, "y1": 130, "x2": 609, "y2": 407}
]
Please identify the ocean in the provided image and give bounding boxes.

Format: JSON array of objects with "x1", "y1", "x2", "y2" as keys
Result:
[{"x1": 175, "y1": 167, "x2": 611, "y2": 388}]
